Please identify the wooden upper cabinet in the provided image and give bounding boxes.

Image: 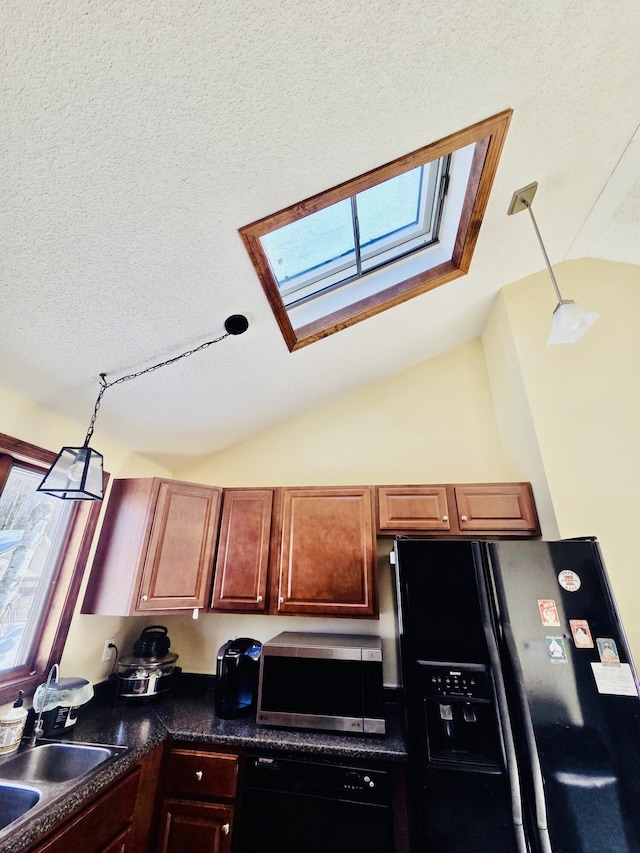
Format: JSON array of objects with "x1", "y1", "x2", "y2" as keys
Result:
[
  {"x1": 82, "y1": 478, "x2": 222, "y2": 615},
  {"x1": 453, "y1": 483, "x2": 539, "y2": 534},
  {"x1": 210, "y1": 489, "x2": 273, "y2": 612},
  {"x1": 376, "y1": 482, "x2": 540, "y2": 537},
  {"x1": 377, "y1": 486, "x2": 451, "y2": 534},
  {"x1": 276, "y1": 487, "x2": 377, "y2": 618}
]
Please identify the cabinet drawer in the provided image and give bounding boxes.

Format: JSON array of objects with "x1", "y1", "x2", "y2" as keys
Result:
[{"x1": 164, "y1": 749, "x2": 238, "y2": 799}]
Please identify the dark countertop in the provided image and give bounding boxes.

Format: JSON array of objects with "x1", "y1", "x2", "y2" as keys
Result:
[{"x1": 0, "y1": 679, "x2": 407, "y2": 853}]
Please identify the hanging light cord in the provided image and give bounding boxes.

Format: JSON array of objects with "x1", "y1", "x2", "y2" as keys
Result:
[
  {"x1": 82, "y1": 314, "x2": 248, "y2": 447},
  {"x1": 521, "y1": 200, "x2": 565, "y2": 305}
]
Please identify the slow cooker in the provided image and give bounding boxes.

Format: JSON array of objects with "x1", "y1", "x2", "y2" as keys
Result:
[{"x1": 114, "y1": 626, "x2": 181, "y2": 701}]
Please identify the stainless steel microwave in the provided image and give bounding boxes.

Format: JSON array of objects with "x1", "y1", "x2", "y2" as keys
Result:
[{"x1": 256, "y1": 631, "x2": 386, "y2": 735}]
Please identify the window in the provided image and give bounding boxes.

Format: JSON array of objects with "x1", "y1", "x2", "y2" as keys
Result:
[
  {"x1": 240, "y1": 109, "x2": 512, "y2": 351},
  {"x1": 0, "y1": 434, "x2": 104, "y2": 705}
]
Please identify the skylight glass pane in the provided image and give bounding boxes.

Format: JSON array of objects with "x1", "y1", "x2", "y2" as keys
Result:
[
  {"x1": 261, "y1": 199, "x2": 354, "y2": 287},
  {"x1": 356, "y1": 167, "x2": 423, "y2": 248}
]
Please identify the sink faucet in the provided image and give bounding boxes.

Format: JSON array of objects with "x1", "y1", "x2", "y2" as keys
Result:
[{"x1": 29, "y1": 663, "x2": 59, "y2": 747}]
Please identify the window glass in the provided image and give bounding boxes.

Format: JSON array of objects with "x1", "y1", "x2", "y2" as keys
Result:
[
  {"x1": 0, "y1": 465, "x2": 73, "y2": 672},
  {"x1": 260, "y1": 160, "x2": 445, "y2": 303}
]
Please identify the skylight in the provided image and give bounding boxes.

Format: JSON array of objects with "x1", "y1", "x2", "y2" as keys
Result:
[
  {"x1": 261, "y1": 157, "x2": 448, "y2": 307},
  {"x1": 240, "y1": 110, "x2": 512, "y2": 351}
]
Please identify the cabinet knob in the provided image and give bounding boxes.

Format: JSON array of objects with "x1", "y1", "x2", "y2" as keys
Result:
[
  {"x1": 461, "y1": 515, "x2": 468, "y2": 522},
  {"x1": 257, "y1": 595, "x2": 263, "y2": 603},
  {"x1": 222, "y1": 823, "x2": 230, "y2": 835},
  {"x1": 141, "y1": 594, "x2": 148, "y2": 602},
  {"x1": 195, "y1": 770, "x2": 203, "y2": 781},
  {"x1": 278, "y1": 597, "x2": 284, "y2": 604},
  {"x1": 442, "y1": 515, "x2": 448, "y2": 522}
]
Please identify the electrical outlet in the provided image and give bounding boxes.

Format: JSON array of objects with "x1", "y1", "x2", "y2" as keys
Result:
[{"x1": 101, "y1": 639, "x2": 115, "y2": 663}]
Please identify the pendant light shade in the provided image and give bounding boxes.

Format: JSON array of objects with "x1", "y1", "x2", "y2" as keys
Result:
[
  {"x1": 547, "y1": 300, "x2": 600, "y2": 347},
  {"x1": 37, "y1": 445, "x2": 104, "y2": 501},
  {"x1": 508, "y1": 182, "x2": 599, "y2": 346}
]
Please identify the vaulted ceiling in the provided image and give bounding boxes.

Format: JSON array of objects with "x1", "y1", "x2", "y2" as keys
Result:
[{"x1": 3, "y1": 1, "x2": 640, "y2": 468}]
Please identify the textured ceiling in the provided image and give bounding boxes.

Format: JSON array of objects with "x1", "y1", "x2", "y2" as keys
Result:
[{"x1": 2, "y1": 1, "x2": 640, "y2": 468}]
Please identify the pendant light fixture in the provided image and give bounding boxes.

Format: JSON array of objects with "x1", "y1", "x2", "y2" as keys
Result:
[
  {"x1": 37, "y1": 314, "x2": 249, "y2": 501},
  {"x1": 507, "y1": 182, "x2": 599, "y2": 346}
]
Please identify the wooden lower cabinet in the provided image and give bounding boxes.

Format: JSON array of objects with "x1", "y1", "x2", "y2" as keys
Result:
[
  {"x1": 26, "y1": 745, "x2": 162, "y2": 853},
  {"x1": 101, "y1": 826, "x2": 133, "y2": 853},
  {"x1": 157, "y1": 800, "x2": 233, "y2": 853},
  {"x1": 29, "y1": 769, "x2": 141, "y2": 853},
  {"x1": 154, "y1": 744, "x2": 239, "y2": 853}
]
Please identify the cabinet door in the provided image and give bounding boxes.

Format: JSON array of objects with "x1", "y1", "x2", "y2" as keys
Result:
[
  {"x1": 82, "y1": 478, "x2": 222, "y2": 615},
  {"x1": 276, "y1": 487, "x2": 377, "y2": 617},
  {"x1": 31, "y1": 769, "x2": 140, "y2": 853},
  {"x1": 211, "y1": 489, "x2": 272, "y2": 612},
  {"x1": 376, "y1": 486, "x2": 451, "y2": 534},
  {"x1": 157, "y1": 800, "x2": 233, "y2": 853},
  {"x1": 454, "y1": 483, "x2": 540, "y2": 534},
  {"x1": 100, "y1": 826, "x2": 132, "y2": 853},
  {"x1": 138, "y1": 481, "x2": 222, "y2": 611}
]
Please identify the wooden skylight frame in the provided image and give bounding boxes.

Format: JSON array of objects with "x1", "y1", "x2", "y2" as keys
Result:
[{"x1": 240, "y1": 109, "x2": 513, "y2": 352}]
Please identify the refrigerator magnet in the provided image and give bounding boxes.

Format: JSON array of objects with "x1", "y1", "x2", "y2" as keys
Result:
[
  {"x1": 597, "y1": 637, "x2": 621, "y2": 666},
  {"x1": 557, "y1": 569, "x2": 581, "y2": 592},
  {"x1": 570, "y1": 619, "x2": 594, "y2": 648},
  {"x1": 538, "y1": 599, "x2": 560, "y2": 627},
  {"x1": 545, "y1": 636, "x2": 568, "y2": 663}
]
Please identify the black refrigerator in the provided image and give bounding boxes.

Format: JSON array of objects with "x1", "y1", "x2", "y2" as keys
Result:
[{"x1": 394, "y1": 538, "x2": 640, "y2": 853}]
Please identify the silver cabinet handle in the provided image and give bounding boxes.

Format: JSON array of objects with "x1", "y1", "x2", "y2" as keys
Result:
[
  {"x1": 141, "y1": 594, "x2": 148, "y2": 602},
  {"x1": 442, "y1": 515, "x2": 448, "y2": 522},
  {"x1": 222, "y1": 823, "x2": 230, "y2": 835},
  {"x1": 195, "y1": 770, "x2": 203, "y2": 781},
  {"x1": 461, "y1": 515, "x2": 468, "y2": 522},
  {"x1": 278, "y1": 596, "x2": 284, "y2": 604},
  {"x1": 257, "y1": 595, "x2": 263, "y2": 602}
]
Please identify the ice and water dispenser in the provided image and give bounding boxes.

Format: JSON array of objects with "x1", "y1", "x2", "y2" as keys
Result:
[{"x1": 417, "y1": 660, "x2": 503, "y2": 771}]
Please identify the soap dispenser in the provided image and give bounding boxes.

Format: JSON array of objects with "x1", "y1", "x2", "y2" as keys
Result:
[{"x1": 0, "y1": 690, "x2": 27, "y2": 755}]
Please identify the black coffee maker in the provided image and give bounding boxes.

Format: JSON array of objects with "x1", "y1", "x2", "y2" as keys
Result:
[{"x1": 215, "y1": 638, "x2": 262, "y2": 719}]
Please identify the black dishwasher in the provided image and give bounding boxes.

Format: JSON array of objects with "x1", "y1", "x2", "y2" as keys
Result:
[{"x1": 237, "y1": 753, "x2": 394, "y2": 853}]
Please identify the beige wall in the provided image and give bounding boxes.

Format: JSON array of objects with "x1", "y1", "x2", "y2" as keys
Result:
[
  {"x1": 2, "y1": 338, "x2": 515, "y2": 693},
  {"x1": 5, "y1": 258, "x2": 639, "y2": 694},
  {"x1": 0, "y1": 386, "x2": 170, "y2": 697},
  {"x1": 491, "y1": 259, "x2": 640, "y2": 656},
  {"x1": 164, "y1": 338, "x2": 520, "y2": 687},
  {"x1": 175, "y1": 337, "x2": 517, "y2": 487}
]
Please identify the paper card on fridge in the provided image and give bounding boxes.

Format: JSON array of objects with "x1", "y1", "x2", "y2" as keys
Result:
[
  {"x1": 570, "y1": 619, "x2": 594, "y2": 648},
  {"x1": 597, "y1": 637, "x2": 621, "y2": 666},
  {"x1": 538, "y1": 599, "x2": 560, "y2": 627},
  {"x1": 545, "y1": 636, "x2": 568, "y2": 663}
]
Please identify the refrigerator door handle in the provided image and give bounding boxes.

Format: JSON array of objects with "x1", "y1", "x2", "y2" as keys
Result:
[
  {"x1": 501, "y1": 621, "x2": 553, "y2": 853},
  {"x1": 484, "y1": 542, "x2": 553, "y2": 853},
  {"x1": 473, "y1": 549, "x2": 528, "y2": 853}
]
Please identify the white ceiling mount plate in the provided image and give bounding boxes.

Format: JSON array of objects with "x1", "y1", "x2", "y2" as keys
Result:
[{"x1": 507, "y1": 182, "x2": 539, "y2": 216}]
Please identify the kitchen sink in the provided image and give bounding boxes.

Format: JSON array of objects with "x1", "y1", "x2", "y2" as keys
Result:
[
  {"x1": 0, "y1": 742, "x2": 122, "y2": 784},
  {"x1": 0, "y1": 783, "x2": 41, "y2": 830}
]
